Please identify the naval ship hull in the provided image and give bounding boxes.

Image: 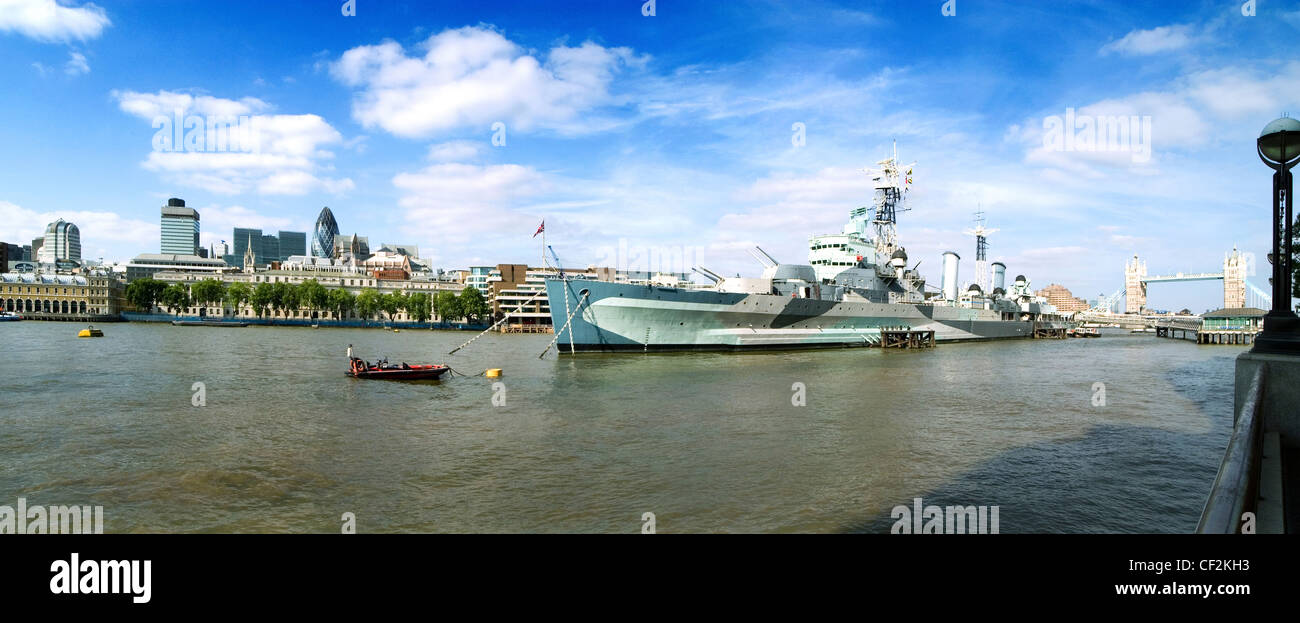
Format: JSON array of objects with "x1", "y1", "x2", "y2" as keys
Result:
[{"x1": 545, "y1": 279, "x2": 1060, "y2": 353}]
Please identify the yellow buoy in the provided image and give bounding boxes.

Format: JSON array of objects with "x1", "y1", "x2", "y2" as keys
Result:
[
  {"x1": 393, "y1": 329, "x2": 400, "y2": 333},
  {"x1": 78, "y1": 327, "x2": 103, "y2": 338},
  {"x1": 486, "y1": 368, "x2": 502, "y2": 378}
]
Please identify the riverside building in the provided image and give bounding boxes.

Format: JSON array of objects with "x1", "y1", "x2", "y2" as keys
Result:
[{"x1": 0, "y1": 272, "x2": 126, "y2": 319}]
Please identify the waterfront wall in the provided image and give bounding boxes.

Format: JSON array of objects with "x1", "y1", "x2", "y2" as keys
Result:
[{"x1": 120, "y1": 312, "x2": 489, "y2": 331}]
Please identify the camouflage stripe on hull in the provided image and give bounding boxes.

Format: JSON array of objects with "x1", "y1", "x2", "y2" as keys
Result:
[{"x1": 546, "y1": 279, "x2": 1050, "y2": 353}]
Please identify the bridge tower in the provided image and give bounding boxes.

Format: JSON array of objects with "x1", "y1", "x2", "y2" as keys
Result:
[
  {"x1": 1223, "y1": 246, "x2": 1247, "y2": 309},
  {"x1": 1125, "y1": 254, "x2": 1147, "y2": 314}
]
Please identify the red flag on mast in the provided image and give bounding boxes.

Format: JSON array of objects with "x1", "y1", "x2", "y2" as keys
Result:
[{"x1": 533, "y1": 220, "x2": 545, "y2": 238}]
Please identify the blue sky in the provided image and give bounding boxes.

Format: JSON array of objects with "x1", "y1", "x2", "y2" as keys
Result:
[{"x1": 1, "y1": 0, "x2": 1297, "y2": 312}]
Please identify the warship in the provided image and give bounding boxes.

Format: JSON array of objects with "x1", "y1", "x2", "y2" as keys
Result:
[{"x1": 544, "y1": 145, "x2": 1068, "y2": 352}]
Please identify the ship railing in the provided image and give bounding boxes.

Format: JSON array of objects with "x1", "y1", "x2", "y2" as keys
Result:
[{"x1": 1196, "y1": 365, "x2": 1267, "y2": 534}]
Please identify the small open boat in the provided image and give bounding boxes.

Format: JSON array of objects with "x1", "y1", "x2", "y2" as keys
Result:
[
  {"x1": 346, "y1": 357, "x2": 449, "y2": 381},
  {"x1": 0, "y1": 311, "x2": 21, "y2": 322}
]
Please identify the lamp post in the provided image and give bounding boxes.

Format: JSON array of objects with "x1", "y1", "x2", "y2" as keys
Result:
[{"x1": 1252, "y1": 116, "x2": 1300, "y2": 354}]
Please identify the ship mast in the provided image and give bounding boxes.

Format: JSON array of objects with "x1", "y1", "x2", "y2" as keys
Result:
[
  {"x1": 866, "y1": 141, "x2": 915, "y2": 266},
  {"x1": 963, "y1": 210, "x2": 998, "y2": 293}
]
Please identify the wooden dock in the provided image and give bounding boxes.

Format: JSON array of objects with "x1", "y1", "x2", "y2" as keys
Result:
[
  {"x1": 500, "y1": 325, "x2": 553, "y2": 334},
  {"x1": 879, "y1": 329, "x2": 935, "y2": 349},
  {"x1": 1033, "y1": 324, "x2": 1068, "y2": 339}
]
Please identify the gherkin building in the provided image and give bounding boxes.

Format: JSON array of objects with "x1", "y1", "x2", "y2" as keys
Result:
[{"x1": 312, "y1": 206, "x2": 340, "y2": 258}]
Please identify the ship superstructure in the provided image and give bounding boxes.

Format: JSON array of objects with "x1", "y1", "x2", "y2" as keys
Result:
[{"x1": 544, "y1": 146, "x2": 1067, "y2": 352}]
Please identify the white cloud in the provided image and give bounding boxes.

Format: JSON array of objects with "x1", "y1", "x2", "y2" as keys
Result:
[
  {"x1": 392, "y1": 162, "x2": 550, "y2": 234},
  {"x1": 113, "y1": 90, "x2": 269, "y2": 119},
  {"x1": 63, "y1": 51, "x2": 88, "y2": 75},
  {"x1": 0, "y1": 0, "x2": 110, "y2": 43},
  {"x1": 331, "y1": 25, "x2": 642, "y2": 138},
  {"x1": 0, "y1": 200, "x2": 156, "y2": 258},
  {"x1": 426, "y1": 140, "x2": 484, "y2": 162},
  {"x1": 113, "y1": 90, "x2": 354, "y2": 196},
  {"x1": 1100, "y1": 24, "x2": 1194, "y2": 55},
  {"x1": 1011, "y1": 62, "x2": 1300, "y2": 178}
]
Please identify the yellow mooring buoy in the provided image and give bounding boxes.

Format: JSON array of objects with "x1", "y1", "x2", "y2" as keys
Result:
[{"x1": 486, "y1": 368, "x2": 502, "y2": 378}]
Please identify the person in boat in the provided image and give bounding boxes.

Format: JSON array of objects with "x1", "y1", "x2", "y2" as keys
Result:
[{"x1": 347, "y1": 344, "x2": 354, "y2": 359}]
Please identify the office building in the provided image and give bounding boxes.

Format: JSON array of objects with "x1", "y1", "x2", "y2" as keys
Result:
[
  {"x1": 36, "y1": 219, "x2": 80, "y2": 263},
  {"x1": 125, "y1": 254, "x2": 229, "y2": 282},
  {"x1": 278, "y1": 231, "x2": 307, "y2": 259},
  {"x1": 232, "y1": 228, "x2": 263, "y2": 268},
  {"x1": 209, "y1": 240, "x2": 231, "y2": 260},
  {"x1": 262, "y1": 234, "x2": 281, "y2": 264},
  {"x1": 1035, "y1": 283, "x2": 1090, "y2": 313},
  {"x1": 160, "y1": 198, "x2": 200, "y2": 255},
  {"x1": 312, "y1": 207, "x2": 339, "y2": 258}
]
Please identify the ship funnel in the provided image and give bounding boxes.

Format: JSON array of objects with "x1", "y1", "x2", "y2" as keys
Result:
[
  {"x1": 941, "y1": 251, "x2": 960, "y2": 301},
  {"x1": 992, "y1": 262, "x2": 1006, "y2": 292}
]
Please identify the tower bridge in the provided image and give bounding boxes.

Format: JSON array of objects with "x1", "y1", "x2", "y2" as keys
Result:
[{"x1": 1085, "y1": 247, "x2": 1272, "y2": 316}]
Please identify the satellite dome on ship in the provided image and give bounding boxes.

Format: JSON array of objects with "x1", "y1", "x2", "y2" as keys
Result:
[{"x1": 889, "y1": 248, "x2": 908, "y2": 268}]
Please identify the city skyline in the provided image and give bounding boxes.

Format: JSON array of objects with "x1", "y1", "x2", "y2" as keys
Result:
[{"x1": 1, "y1": 1, "x2": 1298, "y2": 312}]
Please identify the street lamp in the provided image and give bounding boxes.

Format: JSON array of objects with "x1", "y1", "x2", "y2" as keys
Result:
[{"x1": 1253, "y1": 116, "x2": 1300, "y2": 353}]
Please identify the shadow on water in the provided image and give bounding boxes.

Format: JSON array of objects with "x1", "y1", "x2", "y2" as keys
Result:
[
  {"x1": 840, "y1": 423, "x2": 1227, "y2": 533},
  {"x1": 840, "y1": 352, "x2": 1238, "y2": 534}
]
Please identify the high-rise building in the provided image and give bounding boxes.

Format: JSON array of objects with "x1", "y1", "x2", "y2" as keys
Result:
[
  {"x1": 160, "y1": 198, "x2": 200, "y2": 255},
  {"x1": 261, "y1": 234, "x2": 281, "y2": 264},
  {"x1": 209, "y1": 240, "x2": 230, "y2": 259},
  {"x1": 30, "y1": 237, "x2": 42, "y2": 260},
  {"x1": 232, "y1": 228, "x2": 263, "y2": 268},
  {"x1": 1034, "y1": 283, "x2": 1090, "y2": 313},
  {"x1": 0, "y1": 242, "x2": 18, "y2": 271},
  {"x1": 312, "y1": 207, "x2": 339, "y2": 258},
  {"x1": 278, "y1": 231, "x2": 307, "y2": 258},
  {"x1": 22, "y1": 245, "x2": 31, "y2": 261},
  {"x1": 37, "y1": 219, "x2": 81, "y2": 263}
]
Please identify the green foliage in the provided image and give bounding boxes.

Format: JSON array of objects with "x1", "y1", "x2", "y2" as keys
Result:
[
  {"x1": 299, "y1": 279, "x2": 329, "y2": 314},
  {"x1": 225, "y1": 282, "x2": 252, "y2": 310},
  {"x1": 406, "y1": 292, "x2": 432, "y2": 324},
  {"x1": 380, "y1": 291, "x2": 405, "y2": 320},
  {"x1": 355, "y1": 288, "x2": 382, "y2": 320},
  {"x1": 269, "y1": 281, "x2": 299, "y2": 315},
  {"x1": 159, "y1": 283, "x2": 191, "y2": 315},
  {"x1": 327, "y1": 288, "x2": 354, "y2": 320},
  {"x1": 250, "y1": 282, "x2": 274, "y2": 318},
  {"x1": 434, "y1": 290, "x2": 462, "y2": 322},
  {"x1": 124, "y1": 278, "x2": 167, "y2": 312},
  {"x1": 189, "y1": 278, "x2": 227, "y2": 308},
  {"x1": 1293, "y1": 215, "x2": 1300, "y2": 306},
  {"x1": 458, "y1": 285, "x2": 490, "y2": 321}
]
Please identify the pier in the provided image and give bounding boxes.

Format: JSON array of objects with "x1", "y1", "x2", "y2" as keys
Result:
[
  {"x1": 500, "y1": 324, "x2": 553, "y2": 334},
  {"x1": 1032, "y1": 324, "x2": 1067, "y2": 339},
  {"x1": 879, "y1": 329, "x2": 934, "y2": 348}
]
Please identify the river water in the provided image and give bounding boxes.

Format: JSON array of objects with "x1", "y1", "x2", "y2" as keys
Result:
[{"x1": 0, "y1": 322, "x2": 1238, "y2": 533}]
